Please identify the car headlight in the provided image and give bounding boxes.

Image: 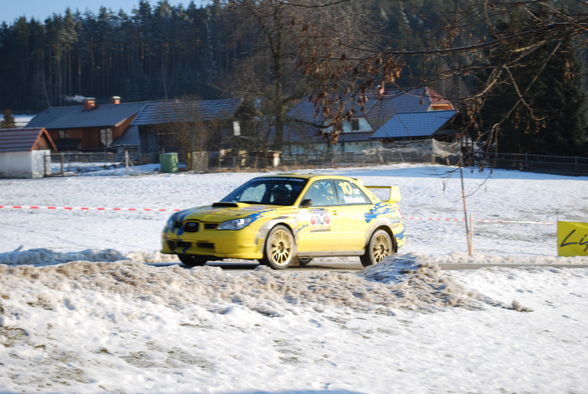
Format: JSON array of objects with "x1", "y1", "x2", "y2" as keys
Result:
[{"x1": 218, "y1": 217, "x2": 254, "y2": 230}]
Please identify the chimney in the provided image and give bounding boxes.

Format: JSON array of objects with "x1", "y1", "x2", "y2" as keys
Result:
[
  {"x1": 84, "y1": 97, "x2": 96, "y2": 111},
  {"x1": 111, "y1": 96, "x2": 121, "y2": 105}
]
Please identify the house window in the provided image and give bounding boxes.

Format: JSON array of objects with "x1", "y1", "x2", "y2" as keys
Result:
[
  {"x1": 58, "y1": 130, "x2": 71, "y2": 138},
  {"x1": 351, "y1": 118, "x2": 360, "y2": 131},
  {"x1": 100, "y1": 128, "x2": 113, "y2": 147}
]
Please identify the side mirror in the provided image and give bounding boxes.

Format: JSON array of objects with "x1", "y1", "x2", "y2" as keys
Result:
[{"x1": 300, "y1": 199, "x2": 312, "y2": 208}]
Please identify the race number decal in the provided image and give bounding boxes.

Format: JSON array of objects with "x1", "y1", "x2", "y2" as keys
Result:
[
  {"x1": 340, "y1": 182, "x2": 353, "y2": 195},
  {"x1": 337, "y1": 180, "x2": 370, "y2": 204}
]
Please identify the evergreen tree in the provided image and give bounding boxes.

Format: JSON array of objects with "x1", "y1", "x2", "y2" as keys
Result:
[
  {"x1": 0, "y1": 109, "x2": 16, "y2": 128},
  {"x1": 0, "y1": 0, "x2": 584, "y2": 157}
]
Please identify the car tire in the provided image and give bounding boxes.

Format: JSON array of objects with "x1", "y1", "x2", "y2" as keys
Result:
[
  {"x1": 260, "y1": 225, "x2": 296, "y2": 270},
  {"x1": 178, "y1": 254, "x2": 207, "y2": 267},
  {"x1": 360, "y1": 229, "x2": 394, "y2": 267}
]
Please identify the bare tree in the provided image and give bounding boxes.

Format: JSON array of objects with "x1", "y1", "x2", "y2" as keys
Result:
[
  {"x1": 296, "y1": 0, "x2": 588, "y2": 152},
  {"x1": 225, "y1": 0, "x2": 377, "y2": 150},
  {"x1": 153, "y1": 98, "x2": 217, "y2": 169}
]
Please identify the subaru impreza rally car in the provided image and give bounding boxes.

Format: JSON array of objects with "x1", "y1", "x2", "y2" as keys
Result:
[{"x1": 162, "y1": 174, "x2": 405, "y2": 269}]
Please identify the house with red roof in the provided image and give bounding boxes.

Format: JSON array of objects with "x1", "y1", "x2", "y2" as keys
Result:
[{"x1": 27, "y1": 96, "x2": 245, "y2": 157}]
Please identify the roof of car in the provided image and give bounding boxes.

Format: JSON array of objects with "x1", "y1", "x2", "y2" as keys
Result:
[{"x1": 259, "y1": 173, "x2": 355, "y2": 181}]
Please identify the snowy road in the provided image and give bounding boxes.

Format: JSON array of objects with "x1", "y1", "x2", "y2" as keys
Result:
[{"x1": 149, "y1": 260, "x2": 588, "y2": 271}]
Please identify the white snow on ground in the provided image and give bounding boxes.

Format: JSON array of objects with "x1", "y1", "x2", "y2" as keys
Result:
[
  {"x1": 50, "y1": 163, "x2": 162, "y2": 176},
  {"x1": 1, "y1": 164, "x2": 587, "y2": 255},
  {"x1": 1, "y1": 164, "x2": 588, "y2": 393}
]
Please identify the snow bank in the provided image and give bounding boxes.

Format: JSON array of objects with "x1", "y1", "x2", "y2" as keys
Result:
[
  {"x1": 0, "y1": 254, "x2": 519, "y2": 316},
  {"x1": 1, "y1": 254, "x2": 586, "y2": 393},
  {"x1": 0, "y1": 248, "x2": 127, "y2": 266}
]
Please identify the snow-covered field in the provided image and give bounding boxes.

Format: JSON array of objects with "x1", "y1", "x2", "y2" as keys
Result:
[{"x1": 1, "y1": 164, "x2": 587, "y2": 393}]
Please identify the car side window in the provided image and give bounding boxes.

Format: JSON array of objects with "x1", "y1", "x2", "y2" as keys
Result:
[
  {"x1": 335, "y1": 180, "x2": 371, "y2": 205},
  {"x1": 268, "y1": 183, "x2": 296, "y2": 205},
  {"x1": 303, "y1": 180, "x2": 338, "y2": 206}
]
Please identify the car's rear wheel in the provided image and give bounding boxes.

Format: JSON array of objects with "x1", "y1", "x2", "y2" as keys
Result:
[
  {"x1": 178, "y1": 254, "x2": 208, "y2": 267},
  {"x1": 360, "y1": 229, "x2": 394, "y2": 267},
  {"x1": 260, "y1": 225, "x2": 295, "y2": 270}
]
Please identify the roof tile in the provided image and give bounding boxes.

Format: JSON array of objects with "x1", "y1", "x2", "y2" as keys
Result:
[
  {"x1": 132, "y1": 98, "x2": 243, "y2": 126},
  {"x1": 0, "y1": 127, "x2": 56, "y2": 152},
  {"x1": 27, "y1": 102, "x2": 149, "y2": 129},
  {"x1": 369, "y1": 111, "x2": 457, "y2": 139}
]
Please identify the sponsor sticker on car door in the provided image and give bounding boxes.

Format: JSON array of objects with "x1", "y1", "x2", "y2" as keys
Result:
[
  {"x1": 309, "y1": 209, "x2": 331, "y2": 232},
  {"x1": 296, "y1": 179, "x2": 339, "y2": 251}
]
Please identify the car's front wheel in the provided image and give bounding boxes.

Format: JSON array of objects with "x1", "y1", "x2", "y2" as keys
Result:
[
  {"x1": 178, "y1": 254, "x2": 208, "y2": 267},
  {"x1": 360, "y1": 229, "x2": 394, "y2": 267},
  {"x1": 260, "y1": 225, "x2": 295, "y2": 270}
]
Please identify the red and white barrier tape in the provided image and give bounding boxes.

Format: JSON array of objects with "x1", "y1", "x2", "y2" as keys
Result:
[
  {"x1": 0, "y1": 205, "x2": 181, "y2": 213},
  {"x1": 0, "y1": 204, "x2": 554, "y2": 225},
  {"x1": 401, "y1": 216, "x2": 554, "y2": 225}
]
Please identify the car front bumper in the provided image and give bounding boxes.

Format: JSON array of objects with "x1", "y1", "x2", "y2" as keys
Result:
[{"x1": 161, "y1": 229, "x2": 264, "y2": 260}]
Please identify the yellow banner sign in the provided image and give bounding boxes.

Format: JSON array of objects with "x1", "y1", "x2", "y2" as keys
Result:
[{"x1": 558, "y1": 221, "x2": 588, "y2": 257}]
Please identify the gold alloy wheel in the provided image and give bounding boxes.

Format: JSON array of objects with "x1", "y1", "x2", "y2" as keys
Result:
[
  {"x1": 371, "y1": 232, "x2": 392, "y2": 263},
  {"x1": 269, "y1": 228, "x2": 292, "y2": 266}
]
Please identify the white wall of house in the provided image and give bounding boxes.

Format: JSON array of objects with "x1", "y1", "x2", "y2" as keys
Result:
[
  {"x1": 32, "y1": 150, "x2": 50, "y2": 178},
  {"x1": 282, "y1": 140, "x2": 382, "y2": 156},
  {"x1": 321, "y1": 118, "x2": 373, "y2": 134},
  {"x1": 0, "y1": 150, "x2": 50, "y2": 179}
]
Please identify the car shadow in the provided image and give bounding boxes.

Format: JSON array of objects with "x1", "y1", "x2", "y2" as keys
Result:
[{"x1": 146, "y1": 261, "x2": 363, "y2": 271}]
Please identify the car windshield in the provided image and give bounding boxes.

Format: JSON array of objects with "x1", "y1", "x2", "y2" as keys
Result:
[{"x1": 221, "y1": 177, "x2": 308, "y2": 206}]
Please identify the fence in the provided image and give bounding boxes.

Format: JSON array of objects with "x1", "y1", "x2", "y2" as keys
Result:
[
  {"x1": 44, "y1": 144, "x2": 588, "y2": 176},
  {"x1": 478, "y1": 152, "x2": 588, "y2": 176},
  {"x1": 191, "y1": 140, "x2": 462, "y2": 171},
  {"x1": 45, "y1": 151, "x2": 153, "y2": 175}
]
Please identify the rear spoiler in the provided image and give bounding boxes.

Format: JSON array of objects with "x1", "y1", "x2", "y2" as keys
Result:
[{"x1": 365, "y1": 185, "x2": 401, "y2": 203}]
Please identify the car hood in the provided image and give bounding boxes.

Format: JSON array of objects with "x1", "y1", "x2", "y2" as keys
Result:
[{"x1": 176, "y1": 203, "x2": 287, "y2": 223}]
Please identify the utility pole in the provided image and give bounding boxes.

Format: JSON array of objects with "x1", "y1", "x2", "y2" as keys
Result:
[{"x1": 460, "y1": 166, "x2": 473, "y2": 256}]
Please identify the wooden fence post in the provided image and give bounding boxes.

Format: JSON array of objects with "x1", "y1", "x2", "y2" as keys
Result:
[{"x1": 60, "y1": 153, "x2": 64, "y2": 175}]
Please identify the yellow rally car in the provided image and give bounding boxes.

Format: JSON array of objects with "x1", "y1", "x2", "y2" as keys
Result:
[{"x1": 161, "y1": 174, "x2": 405, "y2": 269}]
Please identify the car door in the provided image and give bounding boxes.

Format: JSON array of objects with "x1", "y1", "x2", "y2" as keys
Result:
[
  {"x1": 332, "y1": 179, "x2": 374, "y2": 251},
  {"x1": 296, "y1": 179, "x2": 342, "y2": 252}
]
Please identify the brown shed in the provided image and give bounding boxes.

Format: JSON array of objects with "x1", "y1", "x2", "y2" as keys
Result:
[{"x1": 0, "y1": 127, "x2": 57, "y2": 178}]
